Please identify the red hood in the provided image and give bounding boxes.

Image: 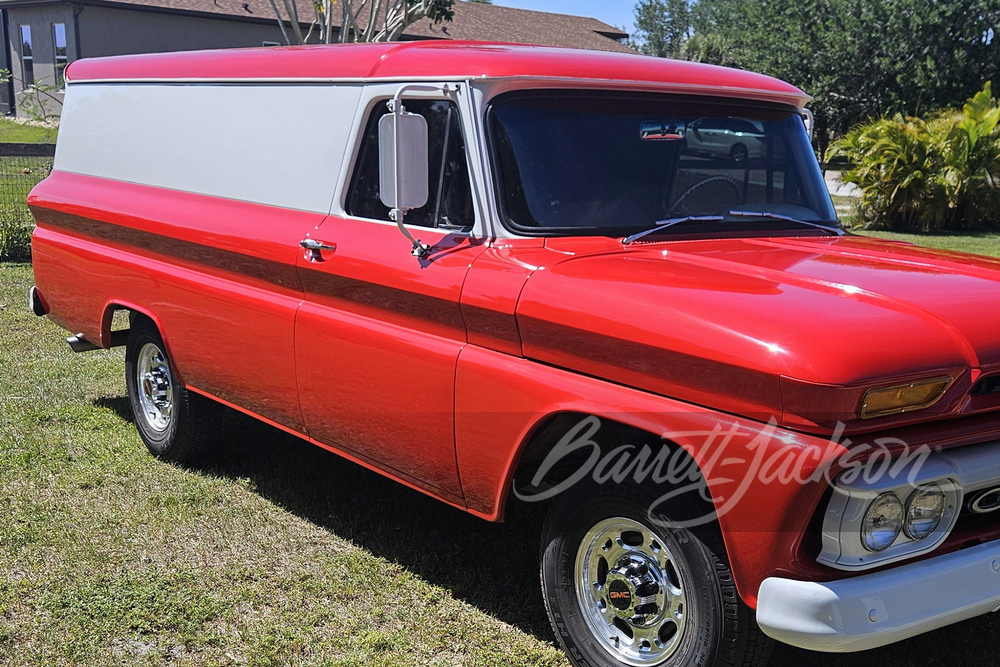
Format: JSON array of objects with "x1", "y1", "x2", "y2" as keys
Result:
[{"x1": 515, "y1": 235, "x2": 1000, "y2": 433}]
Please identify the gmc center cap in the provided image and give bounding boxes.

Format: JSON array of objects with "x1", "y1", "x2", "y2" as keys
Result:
[{"x1": 608, "y1": 579, "x2": 633, "y2": 611}]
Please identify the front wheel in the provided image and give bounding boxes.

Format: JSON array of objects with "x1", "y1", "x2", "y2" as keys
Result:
[
  {"x1": 540, "y1": 490, "x2": 770, "y2": 667},
  {"x1": 125, "y1": 316, "x2": 222, "y2": 462}
]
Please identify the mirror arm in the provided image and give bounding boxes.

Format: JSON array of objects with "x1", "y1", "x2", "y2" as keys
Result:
[{"x1": 388, "y1": 84, "x2": 451, "y2": 258}]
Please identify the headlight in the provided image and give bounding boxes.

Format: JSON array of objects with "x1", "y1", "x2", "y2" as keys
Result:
[
  {"x1": 859, "y1": 376, "x2": 952, "y2": 419},
  {"x1": 861, "y1": 493, "x2": 903, "y2": 551},
  {"x1": 905, "y1": 484, "x2": 946, "y2": 539}
]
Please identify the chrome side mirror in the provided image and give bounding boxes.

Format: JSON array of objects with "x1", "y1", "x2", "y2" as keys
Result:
[
  {"x1": 378, "y1": 109, "x2": 429, "y2": 213},
  {"x1": 800, "y1": 108, "x2": 815, "y2": 140},
  {"x1": 379, "y1": 89, "x2": 433, "y2": 258}
]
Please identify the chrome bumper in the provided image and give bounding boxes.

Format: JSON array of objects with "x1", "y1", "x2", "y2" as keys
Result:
[{"x1": 756, "y1": 540, "x2": 1000, "y2": 652}]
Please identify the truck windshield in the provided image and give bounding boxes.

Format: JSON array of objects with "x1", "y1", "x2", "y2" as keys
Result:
[{"x1": 487, "y1": 91, "x2": 838, "y2": 237}]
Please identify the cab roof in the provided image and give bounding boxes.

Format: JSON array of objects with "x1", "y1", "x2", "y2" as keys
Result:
[{"x1": 65, "y1": 41, "x2": 809, "y2": 108}]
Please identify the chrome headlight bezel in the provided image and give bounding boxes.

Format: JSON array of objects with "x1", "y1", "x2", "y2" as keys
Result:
[
  {"x1": 815, "y1": 440, "x2": 1000, "y2": 571},
  {"x1": 817, "y1": 449, "x2": 971, "y2": 571}
]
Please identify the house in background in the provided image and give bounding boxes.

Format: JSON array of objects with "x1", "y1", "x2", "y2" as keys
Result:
[{"x1": 0, "y1": 0, "x2": 632, "y2": 116}]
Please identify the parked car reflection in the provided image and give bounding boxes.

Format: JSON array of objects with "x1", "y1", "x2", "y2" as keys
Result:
[{"x1": 684, "y1": 117, "x2": 767, "y2": 163}]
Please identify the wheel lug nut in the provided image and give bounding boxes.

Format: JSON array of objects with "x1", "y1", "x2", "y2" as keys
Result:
[
  {"x1": 636, "y1": 583, "x2": 659, "y2": 597},
  {"x1": 634, "y1": 602, "x2": 658, "y2": 615}
]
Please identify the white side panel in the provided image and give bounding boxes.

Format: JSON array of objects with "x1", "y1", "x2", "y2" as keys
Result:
[{"x1": 55, "y1": 83, "x2": 363, "y2": 213}]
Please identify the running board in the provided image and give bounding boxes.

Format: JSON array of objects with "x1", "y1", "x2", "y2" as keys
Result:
[{"x1": 67, "y1": 330, "x2": 128, "y2": 353}]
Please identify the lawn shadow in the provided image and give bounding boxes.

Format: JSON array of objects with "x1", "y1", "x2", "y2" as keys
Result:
[
  {"x1": 93, "y1": 395, "x2": 133, "y2": 424},
  {"x1": 94, "y1": 396, "x2": 1000, "y2": 665},
  {"x1": 196, "y1": 408, "x2": 556, "y2": 643}
]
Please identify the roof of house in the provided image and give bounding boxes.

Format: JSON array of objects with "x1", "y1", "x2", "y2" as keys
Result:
[
  {"x1": 64, "y1": 41, "x2": 809, "y2": 108},
  {"x1": 12, "y1": 0, "x2": 635, "y2": 54},
  {"x1": 399, "y1": 3, "x2": 633, "y2": 53}
]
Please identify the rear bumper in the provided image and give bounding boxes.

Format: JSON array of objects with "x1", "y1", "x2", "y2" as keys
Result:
[{"x1": 756, "y1": 540, "x2": 1000, "y2": 652}]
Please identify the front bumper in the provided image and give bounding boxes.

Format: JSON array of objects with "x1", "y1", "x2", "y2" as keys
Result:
[{"x1": 756, "y1": 540, "x2": 1000, "y2": 652}]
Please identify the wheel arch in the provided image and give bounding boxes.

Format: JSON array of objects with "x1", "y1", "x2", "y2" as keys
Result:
[
  {"x1": 100, "y1": 300, "x2": 186, "y2": 385},
  {"x1": 501, "y1": 410, "x2": 716, "y2": 524}
]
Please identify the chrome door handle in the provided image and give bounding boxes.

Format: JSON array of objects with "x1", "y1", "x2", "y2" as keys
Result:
[{"x1": 300, "y1": 238, "x2": 337, "y2": 261}]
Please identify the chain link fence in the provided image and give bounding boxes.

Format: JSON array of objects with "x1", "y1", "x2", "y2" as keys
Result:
[{"x1": 0, "y1": 143, "x2": 54, "y2": 260}]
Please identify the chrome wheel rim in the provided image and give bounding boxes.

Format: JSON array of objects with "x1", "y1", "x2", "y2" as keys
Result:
[
  {"x1": 575, "y1": 517, "x2": 688, "y2": 666},
  {"x1": 136, "y1": 342, "x2": 173, "y2": 432}
]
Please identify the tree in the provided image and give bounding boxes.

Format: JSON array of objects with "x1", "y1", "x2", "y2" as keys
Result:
[
  {"x1": 268, "y1": 0, "x2": 455, "y2": 45},
  {"x1": 677, "y1": 33, "x2": 735, "y2": 66},
  {"x1": 631, "y1": 0, "x2": 691, "y2": 58},
  {"x1": 637, "y1": 0, "x2": 1000, "y2": 152}
]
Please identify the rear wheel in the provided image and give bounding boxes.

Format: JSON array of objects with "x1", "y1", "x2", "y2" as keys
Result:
[
  {"x1": 125, "y1": 316, "x2": 222, "y2": 462},
  {"x1": 540, "y1": 488, "x2": 770, "y2": 667}
]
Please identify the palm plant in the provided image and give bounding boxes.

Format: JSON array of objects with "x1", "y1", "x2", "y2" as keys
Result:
[{"x1": 828, "y1": 83, "x2": 1000, "y2": 232}]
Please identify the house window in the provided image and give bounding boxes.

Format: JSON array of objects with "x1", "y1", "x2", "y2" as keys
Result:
[
  {"x1": 53, "y1": 23, "x2": 68, "y2": 86},
  {"x1": 19, "y1": 25, "x2": 33, "y2": 88},
  {"x1": 345, "y1": 99, "x2": 474, "y2": 230}
]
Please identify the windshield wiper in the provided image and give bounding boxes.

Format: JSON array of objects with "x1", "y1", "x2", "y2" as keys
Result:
[
  {"x1": 622, "y1": 215, "x2": 724, "y2": 245},
  {"x1": 727, "y1": 210, "x2": 844, "y2": 236},
  {"x1": 622, "y1": 211, "x2": 844, "y2": 246}
]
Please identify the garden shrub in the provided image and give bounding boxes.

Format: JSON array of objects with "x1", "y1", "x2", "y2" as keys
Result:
[
  {"x1": 828, "y1": 83, "x2": 1000, "y2": 232},
  {"x1": 0, "y1": 205, "x2": 33, "y2": 260}
]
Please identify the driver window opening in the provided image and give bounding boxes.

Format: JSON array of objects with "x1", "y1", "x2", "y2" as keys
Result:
[{"x1": 345, "y1": 99, "x2": 474, "y2": 231}]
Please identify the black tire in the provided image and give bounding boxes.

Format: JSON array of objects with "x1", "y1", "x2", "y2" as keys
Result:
[
  {"x1": 730, "y1": 144, "x2": 749, "y2": 164},
  {"x1": 540, "y1": 484, "x2": 771, "y2": 667},
  {"x1": 124, "y1": 316, "x2": 222, "y2": 462}
]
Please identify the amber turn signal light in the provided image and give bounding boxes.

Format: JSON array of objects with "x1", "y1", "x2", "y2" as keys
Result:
[{"x1": 859, "y1": 377, "x2": 953, "y2": 419}]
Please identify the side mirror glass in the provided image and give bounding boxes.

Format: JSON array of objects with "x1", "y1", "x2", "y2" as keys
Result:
[{"x1": 379, "y1": 110, "x2": 429, "y2": 211}]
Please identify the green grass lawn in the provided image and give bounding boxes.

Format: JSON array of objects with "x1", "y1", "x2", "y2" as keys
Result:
[
  {"x1": 0, "y1": 117, "x2": 57, "y2": 144},
  {"x1": 831, "y1": 191, "x2": 1000, "y2": 258},
  {"x1": 853, "y1": 230, "x2": 1000, "y2": 258},
  {"x1": 2, "y1": 261, "x2": 999, "y2": 666},
  {"x1": 0, "y1": 264, "x2": 566, "y2": 666}
]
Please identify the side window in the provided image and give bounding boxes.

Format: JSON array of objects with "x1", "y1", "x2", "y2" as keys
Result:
[
  {"x1": 346, "y1": 99, "x2": 474, "y2": 230},
  {"x1": 19, "y1": 26, "x2": 34, "y2": 88},
  {"x1": 52, "y1": 24, "x2": 68, "y2": 87}
]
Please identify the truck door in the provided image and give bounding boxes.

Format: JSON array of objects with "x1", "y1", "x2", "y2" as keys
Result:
[{"x1": 293, "y1": 85, "x2": 486, "y2": 501}]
